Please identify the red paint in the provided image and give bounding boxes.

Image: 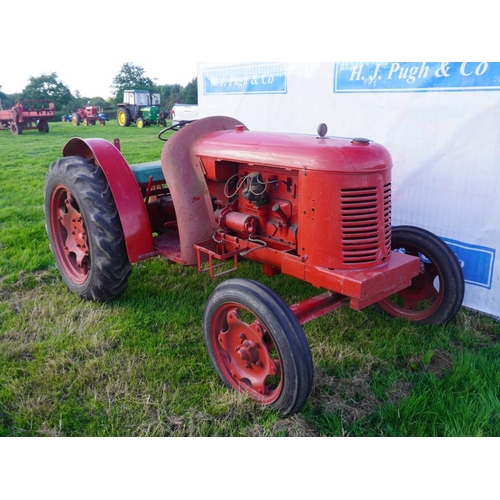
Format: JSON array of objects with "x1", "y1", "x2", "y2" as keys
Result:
[
  {"x1": 62, "y1": 117, "x2": 421, "y2": 320},
  {"x1": 62, "y1": 137, "x2": 154, "y2": 262}
]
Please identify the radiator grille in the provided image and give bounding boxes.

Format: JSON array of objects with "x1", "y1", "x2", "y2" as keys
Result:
[
  {"x1": 383, "y1": 183, "x2": 392, "y2": 250},
  {"x1": 340, "y1": 183, "x2": 392, "y2": 265}
]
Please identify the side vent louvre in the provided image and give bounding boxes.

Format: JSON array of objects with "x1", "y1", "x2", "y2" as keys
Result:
[
  {"x1": 383, "y1": 183, "x2": 392, "y2": 251},
  {"x1": 340, "y1": 184, "x2": 391, "y2": 265}
]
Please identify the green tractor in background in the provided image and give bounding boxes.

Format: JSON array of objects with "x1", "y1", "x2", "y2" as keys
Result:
[{"x1": 116, "y1": 90, "x2": 163, "y2": 128}]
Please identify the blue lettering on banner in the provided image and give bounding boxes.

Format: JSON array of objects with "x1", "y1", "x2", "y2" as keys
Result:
[
  {"x1": 203, "y1": 63, "x2": 287, "y2": 95},
  {"x1": 441, "y1": 238, "x2": 496, "y2": 289},
  {"x1": 334, "y1": 62, "x2": 500, "y2": 93}
]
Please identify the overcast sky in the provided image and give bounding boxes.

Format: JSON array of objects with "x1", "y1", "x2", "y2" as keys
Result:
[
  {"x1": 2, "y1": 1, "x2": 200, "y2": 98},
  {"x1": 0, "y1": 1, "x2": 490, "y2": 99}
]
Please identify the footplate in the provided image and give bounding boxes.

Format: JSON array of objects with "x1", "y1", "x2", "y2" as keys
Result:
[{"x1": 194, "y1": 238, "x2": 244, "y2": 278}]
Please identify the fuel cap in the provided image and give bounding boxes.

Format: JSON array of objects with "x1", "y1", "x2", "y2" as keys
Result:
[
  {"x1": 351, "y1": 137, "x2": 371, "y2": 145},
  {"x1": 317, "y1": 123, "x2": 328, "y2": 138}
]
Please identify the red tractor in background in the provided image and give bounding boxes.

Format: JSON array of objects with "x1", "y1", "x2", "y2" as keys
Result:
[
  {"x1": 72, "y1": 106, "x2": 106, "y2": 126},
  {"x1": 43, "y1": 116, "x2": 464, "y2": 415}
]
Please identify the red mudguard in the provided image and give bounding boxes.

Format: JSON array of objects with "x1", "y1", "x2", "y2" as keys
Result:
[{"x1": 62, "y1": 137, "x2": 154, "y2": 263}]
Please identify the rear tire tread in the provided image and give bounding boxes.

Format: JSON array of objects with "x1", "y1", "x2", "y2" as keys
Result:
[{"x1": 44, "y1": 156, "x2": 131, "y2": 302}]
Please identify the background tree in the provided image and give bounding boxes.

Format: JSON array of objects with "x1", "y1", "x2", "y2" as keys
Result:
[
  {"x1": 88, "y1": 96, "x2": 108, "y2": 108},
  {"x1": 0, "y1": 92, "x2": 19, "y2": 109},
  {"x1": 157, "y1": 84, "x2": 183, "y2": 112},
  {"x1": 181, "y1": 77, "x2": 198, "y2": 104},
  {"x1": 0, "y1": 85, "x2": 6, "y2": 109},
  {"x1": 111, "y1": 62, "x2": 155, "y2": 103},
  {"x1": 20, "y1": 72, "x2": 72, "y2": 111}
]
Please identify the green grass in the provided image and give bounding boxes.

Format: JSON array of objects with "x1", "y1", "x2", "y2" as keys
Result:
[{"x1": 1, "y1": 120, "x2": 499, "y2": 436}]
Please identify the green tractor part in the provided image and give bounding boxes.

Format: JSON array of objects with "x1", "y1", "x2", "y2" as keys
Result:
[
  {"x1": 135, "y1": 106, "x2": 159, "y2": 128},
  {"x1": 116, "y1": 90, "x2": 162, "y2": 128}
]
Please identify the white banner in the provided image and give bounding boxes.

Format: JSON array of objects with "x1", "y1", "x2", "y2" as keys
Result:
[{"x1": 197, "y1": 62, "x2": 499, "y2": 318}]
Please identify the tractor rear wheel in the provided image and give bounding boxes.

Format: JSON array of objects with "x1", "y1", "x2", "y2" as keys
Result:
[
  {"x1": 44, "y1": 156, "x2": 131, "y2": 302},
  {"x1": 376, "y1": 225, "x2": 464, "y2": 325},
  {"x1": 117, "y1": 108, "x2": 131, "y2": 127},
  {"x1": 203, "y1": 279, "x2": 313, "y2": 415},
  {"x1": 72, "y1": 113, "x2": 81, "y2": 126}
]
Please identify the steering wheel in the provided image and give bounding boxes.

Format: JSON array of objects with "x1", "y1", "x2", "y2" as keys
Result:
[{"x1": 158, "y1": 120, "x2": 196, "y2": 141}]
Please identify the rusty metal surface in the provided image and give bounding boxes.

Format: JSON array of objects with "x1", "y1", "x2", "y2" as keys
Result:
[{"x1": 160, "y1": 116, "x2": 247, "y2": 265}]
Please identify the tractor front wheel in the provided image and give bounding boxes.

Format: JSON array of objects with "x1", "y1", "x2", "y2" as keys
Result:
[
  {"x1": 203, "y1": 279, "x2": 313, "y2": 415},
  {"x1": 44, "y1": 156, "x2": 131, "y2": 302},
  {"x1": 11, "y1": 122, "x2": 22, "y2": 135},
  {"x1": 376, "y1": 226, "x2": 464, "y2": 325},
  {"x1": 136, "y1": 117, "x2": 144, "y2": 129}
]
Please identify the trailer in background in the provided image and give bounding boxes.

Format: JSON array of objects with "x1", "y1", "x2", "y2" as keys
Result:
[{"x1": 0, "y1": 100, "x2": 55, "y2": 134}]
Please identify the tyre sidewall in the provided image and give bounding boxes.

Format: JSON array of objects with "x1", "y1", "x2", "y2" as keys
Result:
[
  {"x1": 45, "y1": 158, "x2": 97, "y2": 297},
  {"x1": 204, "y1": 279, "x2": 313, "y2": 415},
  {"x1": 382, "y1": 226, "x2": 464, "y2": 324},
  {"x1": 44, "y1": 156, "x2": 131, "y2": 301}
]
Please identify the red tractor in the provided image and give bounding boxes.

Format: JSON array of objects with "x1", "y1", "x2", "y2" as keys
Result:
[
  {"x1": 72, "y1": 106, "x2": 106, "y2": 126},
  {"x1": 43, "y1": 116, "x2": 464, "y2": 415}
]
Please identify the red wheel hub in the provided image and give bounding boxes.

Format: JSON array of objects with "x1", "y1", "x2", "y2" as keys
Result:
[
  {"x1": 213, "y1": 306, "x2": 282, "y2": 403},
  {"x1": 50, "y1": 185, "x2": 90, "y2": 283},
  {"x1": 378, "y1": 252, "x2": 443, "y2": 321}
]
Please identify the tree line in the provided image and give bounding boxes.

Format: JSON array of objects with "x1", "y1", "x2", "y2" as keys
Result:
[{"x1": 0, "y1": 62, "x2": 197, "y2": 116}]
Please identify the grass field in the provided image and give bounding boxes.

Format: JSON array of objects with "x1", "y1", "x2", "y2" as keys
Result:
[{"x1": 1, "y1": 120, "x2": 499, "y2": 437}]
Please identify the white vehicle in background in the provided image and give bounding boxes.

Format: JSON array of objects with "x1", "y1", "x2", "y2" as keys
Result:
[{"x1": 171, "y1": 103, "x2": 198, "y2": 125}]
